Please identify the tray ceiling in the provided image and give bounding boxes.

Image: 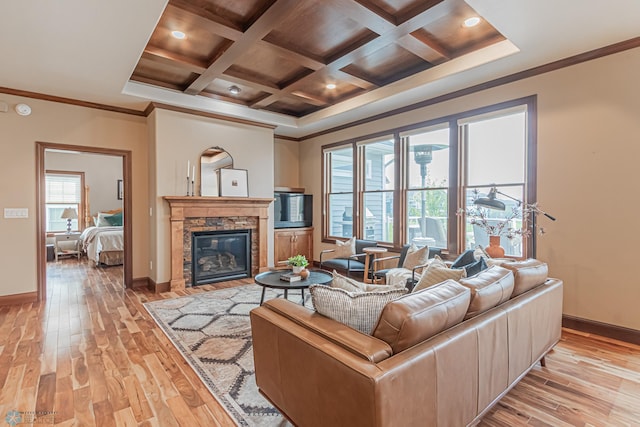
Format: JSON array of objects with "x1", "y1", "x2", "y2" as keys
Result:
[{"x1": 130, "y1": 0, "x2": 506, "y2": 118}]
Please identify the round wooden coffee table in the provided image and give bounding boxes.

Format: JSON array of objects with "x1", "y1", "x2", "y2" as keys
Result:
[{"x1": 254, "y1": 269, "x2": 333, "y2": 305}]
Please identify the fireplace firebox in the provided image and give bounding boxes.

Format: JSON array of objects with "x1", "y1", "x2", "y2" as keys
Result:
[{"x1": 192, "y1": 229, "x2": 251, "y2": 285}]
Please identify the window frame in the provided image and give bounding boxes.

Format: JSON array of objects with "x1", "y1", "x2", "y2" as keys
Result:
[{"x1": 321, "y1": 96, "x2": 537, "y2": 258}]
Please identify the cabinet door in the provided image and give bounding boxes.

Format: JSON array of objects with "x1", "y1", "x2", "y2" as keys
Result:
[
  {"x1": 274, "y1": 230, "x2": 295, "y2": 265},
  {"x1": 292, "y1": 229, "x2": 313, "y2": 262}
]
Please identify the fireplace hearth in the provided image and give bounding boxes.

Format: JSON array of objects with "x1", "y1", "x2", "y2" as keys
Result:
[{"x1": 192, "y1": 229, "x2": 251, "y2": 285}]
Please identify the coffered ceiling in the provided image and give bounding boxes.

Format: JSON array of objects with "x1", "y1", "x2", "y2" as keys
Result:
[
  {"x1": 1, "y1": 1, "x2": 640, "y2": 137},
  {"x1": 130, "y1": 0, "x2": 506, "y2": 118}
]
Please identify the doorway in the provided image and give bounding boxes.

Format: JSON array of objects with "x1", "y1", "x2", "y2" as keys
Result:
[{"x1": 36, "y1": 142, "x2": 133, "y2": 300}]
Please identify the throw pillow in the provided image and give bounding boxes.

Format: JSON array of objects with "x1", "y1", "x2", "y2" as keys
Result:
[
  {"x1": 331, "y1": 270, "x2": 365, "y2": 292},
  {"x1": 332, "y1": 270, "x2": 406, "y2": 292},
  {"x1": 450, "y1": 250, "x2": 476, "y2": 269},
  {"x1": 105, "y1": 211, "x2": 123, "y2": 226},
  {"x1": 332, "y1": 237, "x2": 356, "y2": 258},
  {"x1": 463, "y1": 257, "x2": 488, "y2": 277},
  {"x1": 402, "y1": 244, "x2": 430, "y2": 270},
  {"x1": 310, "y1": 285, "x2": 408, "y2": 334},
  {"x1": 413, "y1": 256, "x2": 466, "y2": 292}
]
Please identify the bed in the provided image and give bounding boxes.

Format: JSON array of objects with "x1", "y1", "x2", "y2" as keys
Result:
[
  {"x1": 80, "y1": 226, "x2": 124, "y2": 266},
  {"x1": 80, "y1": 207, "x2": 124, "y2": 266}
]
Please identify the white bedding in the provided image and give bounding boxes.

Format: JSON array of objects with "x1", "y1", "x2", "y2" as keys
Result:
[{"x1": 80, "y1": 226, "x2": 124, "y2": 264}]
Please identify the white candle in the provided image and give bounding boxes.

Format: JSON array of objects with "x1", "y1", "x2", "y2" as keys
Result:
[
  {"x1": 187, "y1": 160, "x2": 190, "y2": 179},
  {"x1": 192, "y1": 166, "x2": 195, "y2": 181}
]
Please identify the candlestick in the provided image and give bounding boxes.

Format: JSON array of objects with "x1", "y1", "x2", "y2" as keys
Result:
[
  {"x1": 186, "y1": 176, "x2": 190, "y2": 196},
  {"x1": 191, "y1": 179, "x2": 195, "y2": 197}
]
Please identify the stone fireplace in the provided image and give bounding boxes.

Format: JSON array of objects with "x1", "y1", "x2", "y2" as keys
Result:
[
  {"x1": 191, "y1": 229, "x2": 251, "y2": 285},
  {"x1": 164, "y1": 196, "x2": 273, "y2": 291}
]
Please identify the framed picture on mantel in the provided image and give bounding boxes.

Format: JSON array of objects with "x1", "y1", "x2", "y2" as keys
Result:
[{"x1": 218, "y1": 168, "x2": 248, "y2": 197}]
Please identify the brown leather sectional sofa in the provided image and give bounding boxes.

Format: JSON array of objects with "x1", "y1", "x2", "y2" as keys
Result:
[{"x1": 250, "y1": 264, "x2": 563, "y2": 427}]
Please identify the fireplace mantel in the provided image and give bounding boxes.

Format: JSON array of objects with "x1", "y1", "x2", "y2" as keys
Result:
[{"x1": 164, "y1": 196, "x2": 273, "y2": 290}]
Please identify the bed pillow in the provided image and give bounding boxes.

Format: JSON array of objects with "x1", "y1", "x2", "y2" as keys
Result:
[
  {"x1": 105, "y1": 211, "x2": 123, "y2": 226},
  {"x1": 96, "y1": 212, "x2": 115, "y2": 227}
]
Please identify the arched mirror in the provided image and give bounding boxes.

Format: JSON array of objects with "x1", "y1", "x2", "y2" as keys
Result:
[{"x1": 200, "y1": 147, "x2": 234, "y2": 196}]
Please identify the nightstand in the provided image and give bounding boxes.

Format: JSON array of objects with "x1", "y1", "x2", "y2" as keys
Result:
[{"x1": 55, "y1": 232, "x2": 82, "y2": 261}]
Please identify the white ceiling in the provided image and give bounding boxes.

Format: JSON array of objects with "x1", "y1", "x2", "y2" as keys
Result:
[{"x1": 1, "y1": 0, "x2": 639, "y2": 138}]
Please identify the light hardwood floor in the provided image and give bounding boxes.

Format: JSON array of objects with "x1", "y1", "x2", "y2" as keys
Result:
[{"x1": 0, "y1": 259, "x2": 638, "y2": 426}]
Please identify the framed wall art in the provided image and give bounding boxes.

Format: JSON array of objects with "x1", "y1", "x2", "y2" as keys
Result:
[{"x1": 218, "y1": 168, "x2": 248, "y2": 197}]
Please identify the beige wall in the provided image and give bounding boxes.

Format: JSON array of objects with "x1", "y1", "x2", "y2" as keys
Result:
[
  {"x1": 300, "y1": 47, "x2": 640, "y2": 331},
  {"x1": 149, "y1": 108, "x2": 275, "y2": 284},
  {"x1": 274, "y1": 138, "x2": 300, "y2": 188},
  {"x1": 0, "y1": 94, "x2": 149, "y2": 296},
  {"x1": 45, "y1": 151, "x2": 123, "y2": 217}
]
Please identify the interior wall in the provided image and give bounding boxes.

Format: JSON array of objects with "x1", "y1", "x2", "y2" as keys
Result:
[
  {"x1": 274, "y1": 138, "x2": 300, "y2": 188},
  {"x1": 149, "y1": 108, "x2": 275, "y2": 284},
  {"x1": 45, "y1": 151, "x2": 123, "y2": 218},
  {"x1": 0, "y1": 94, "x2": 149, "y2": 297},
  {"x1": 300, "y1": 46, "x2": 640, "y2": 331}
]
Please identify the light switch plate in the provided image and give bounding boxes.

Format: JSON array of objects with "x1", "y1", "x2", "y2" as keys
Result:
[{"x1": 4, "y1": 208, "x2": 28, "y2": 218}]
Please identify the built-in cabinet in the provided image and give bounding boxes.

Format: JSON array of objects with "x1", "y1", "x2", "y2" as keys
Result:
[{"x1": 274, "y1": 227, "x2": 313, "y2": 267}]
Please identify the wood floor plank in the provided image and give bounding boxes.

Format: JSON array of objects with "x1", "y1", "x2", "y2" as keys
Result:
[{"x1": 1, "y1": 259, "x2": 638, "y2": 426}]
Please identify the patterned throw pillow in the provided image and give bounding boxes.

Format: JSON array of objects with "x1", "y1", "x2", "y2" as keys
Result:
[
  {"x1": 402, "y1": 244, "x2": 430, "y2": 270},
  {"x1": 332, "y1": 237, "x2": 356, "y2": 258},
  {"x1": 310, "y1": 285, "x2": 408, "y2": 334},
  {"x1": 413, "y1": 255, "x2": 466, "y2": 292}
]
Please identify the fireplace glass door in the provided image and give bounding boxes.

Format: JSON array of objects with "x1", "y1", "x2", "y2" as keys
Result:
[{"x1": 192, "y1": 230, "x2": 251, "y2": 285}]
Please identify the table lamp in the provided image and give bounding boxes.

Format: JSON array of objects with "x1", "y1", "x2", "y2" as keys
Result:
[{"x1": 60, "y1": 208, "x2": 78, "y2": 233}]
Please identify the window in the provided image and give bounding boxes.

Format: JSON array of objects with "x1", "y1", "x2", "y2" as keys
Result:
[
  {"x1": 324, "y1": 146, "x2": 354, "y2": 238},
  {"x1": 45, "y1": 172, "x2": 84, "y2": 232},
  {"x1": 461, "y1": 107, "x2": 527, "y2": 256},
  {"x1": 403, "y1": 125, "x2": 450, "y2": 249},
  {"x1": 322, "y1": 97, "x2": 535, "y2": 257},
  {"x1": 360, "y1": 136, "x2": 394, "y2": 243}
]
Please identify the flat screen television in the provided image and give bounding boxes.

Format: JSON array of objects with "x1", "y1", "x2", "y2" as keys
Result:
[{"x1": 274, "y1": 192, "x2": 312, "y2": 229}]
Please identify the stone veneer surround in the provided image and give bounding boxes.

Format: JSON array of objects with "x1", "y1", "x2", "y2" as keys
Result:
[{"x1": 163, "y1": 196, "x2": 273, "y2": 291}]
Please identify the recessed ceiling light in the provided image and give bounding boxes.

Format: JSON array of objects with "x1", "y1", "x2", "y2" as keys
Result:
[
  {"x1": 463, "y1": 17, "x2": 481, "y2": 27},
  {"x1": 326, "y1": 83, "x2": 337, "y2": 90},
  {"x1": 228, "y1": 85, "x2": 241, "y2": 95},
  {"x1": 171, "y1": 30, "x2": 186, "y2": 39}
]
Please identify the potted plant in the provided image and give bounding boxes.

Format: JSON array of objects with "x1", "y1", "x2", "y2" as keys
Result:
[{"x1": 287, "y1": 254, "x2": 309, "y2": 274}]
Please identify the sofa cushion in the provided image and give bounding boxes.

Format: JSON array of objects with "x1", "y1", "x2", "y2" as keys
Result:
[
  {"x1": 458, "y1": 266, "x2": 514, "y2": 319},
  {"x1": 333, "y1": 237, "x2": 355, "y2": 258},
  {"x1": 500, "y1": 259, "x2": 549, "y2": 297},
  {"x1": 450, "y1": 249, "x2": 476, "y2": 269},
  {"x1": 413, "y1": 256, "x2": 466, "y2": 292},
  {"x1": 310, "y1": 285, "x2": 408, "y2": 334},
  {"x1": 402, "y1": 244, "x2": 430, "y2": 270},
  {"x1": 373, "y1": 280, "x2": 471, "y2": 353}
]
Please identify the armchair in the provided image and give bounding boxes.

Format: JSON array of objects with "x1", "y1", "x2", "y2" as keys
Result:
[{"x1": 319, "y1": 239, "x2": 378, "y2": 279}]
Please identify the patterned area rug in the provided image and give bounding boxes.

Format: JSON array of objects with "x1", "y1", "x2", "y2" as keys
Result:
[{"x1": 144, "y1": 284, "x2": 311, "y2": 426}]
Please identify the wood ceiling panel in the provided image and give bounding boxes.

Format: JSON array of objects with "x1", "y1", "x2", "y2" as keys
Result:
[
  {"x1": 359, "y1": 0, "x2": 443, "y2": 23},
  {"x1": 416, "y1": 2, "x2": 505, "y2": 55},
  {"x1": 226, "y1": 44, "x2": 313, "y2": 88},
  {"x1": 341, "y1": 43, "x2": 432, "y2": 86},
  {"x1": 293, "y1": 78, "x2": 365, "y2": 104},
  {"x1": 170, "y1": 0, "x2": 277, "y2": 31},
  {"x1": 130, "y1": 57, "x2": 199, "y2": 90},
  {"x1": 203, "y1": 78, "x2": 269, "y2": 103},
  {"x1": 263, "y1": 0, "x2": 379, "y2": 62},
  {"x1": 148, "y1": 5, "x2": 233, "y2": 64},
  {"x1": 263, "y1": 98, "x2": 322, "y2": 117}
]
